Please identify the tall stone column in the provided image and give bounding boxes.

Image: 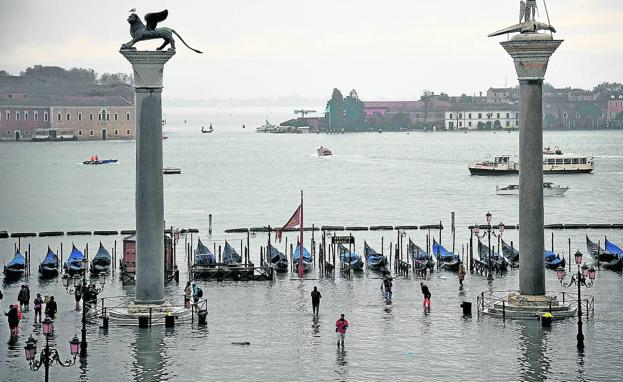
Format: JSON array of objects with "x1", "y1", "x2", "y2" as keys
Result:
[
  {"x1": 500, "y1": 34, "x2": 562, "y2": 296},
  {"x1": 120, "y1": 50, "x2": 175, "y2": 305}
]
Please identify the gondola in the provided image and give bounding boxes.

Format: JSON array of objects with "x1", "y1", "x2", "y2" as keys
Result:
[
  {"x1": 544, "y1": 250, "x2": 565, "y2": 269},
  {"x1": 501, "y1": 239, "x2": 519, "y2": 266},
  {"x1": 83, "y1": 159, "x2": 118, "y2": 165},
  {"x1": 408, "y1": 239, "x2": 434, "y2": 272},
  {"x1": 269, "y1": 245, "x2": 289, "y2": 272},
  {"x1": 3, "y1": 250, "x2": 25, "y2": 281},
  {"x1": 586, "y1": 236, "x2": 618, "y2": 263},
  {"x1": 194, "y1": 238, "x2": 216, "y2": 266},
  {"x1": 338, "y1": 244, "x2": 363, "y2": 271},
  {"x1": 39, "y1": 247, "x2": 60, "y2": 278},
  {"x1": 90, "y1": 242, "x2": 112, "y2": 275},
  {"x1": 293, "y1": 242, "x2": 312, "y2": 273},
  {"x1": 478, "y1": 240, "x2": 508, "y2": 272},
  {"x1": 64, "y1": 244, "x2": 85, "y2": 274},
  {"x1": 363, "y1": 242, "x2": 387, "y2": 270},
  {"x1": 222, "y1": 241, "x2": 242, "y2": 266},
  {"x1": 432, "y1": 239, "x2": 461, "y2": 271}
]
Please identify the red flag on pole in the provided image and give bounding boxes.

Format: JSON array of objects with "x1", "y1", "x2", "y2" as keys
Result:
[
  {"x1": 298, "y1": 190, "x2": 304, "y2": 277},
  {"x1": 276, "y1": 192, "x2": 305, "y2": 277}
]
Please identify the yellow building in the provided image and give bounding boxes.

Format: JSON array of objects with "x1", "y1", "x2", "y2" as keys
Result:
[{"x1": 50, "y1": 106, "x2": 136, "y2": 140}]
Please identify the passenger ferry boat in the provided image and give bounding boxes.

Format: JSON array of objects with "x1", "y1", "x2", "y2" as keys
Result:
[
  {"x1": 317, "y1": 146, "x2": 332, "y2": 156},
  {"x1": 469, "y1": 149, "x2": 593, "y2": 175},
  {"x1": 496, "y1": 182, "x2": 569, "y2": 196}
]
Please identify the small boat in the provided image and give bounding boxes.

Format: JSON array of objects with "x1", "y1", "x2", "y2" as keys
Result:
[
  {"x1": 201, "y1": 125, "x2": 214, "y2": 134},
  {"x1": 39, "y1": 247, "x2": 60, "y2": 278},
  {"x1": 544, "y1": 250, "x2": 565, "y2": 269},
  {"x1": 4, "y1": 250, "x2": 26, "y2": 281},
  {"x1": 269, "y1": 245, "x2": 289, "y2": 272},
  {"x1": 408, "y1": 239, "x2": 434, "y2": 272},
  {"x1": 222, "y1": 241, "x2": 242, "y2": 266},
  {"x1": 162, "y1": 136, "x2": 169, "y2": 140},
  {"x1": 478, "y1": 241, "x2": 508, "y2": 272},
  {"x1": 501, "y1": 239, "x2": 519, "y2": 266},
  {"x1": 363, "y1": 242, "x2": 387, "y2": 270},
  {"x1": 587, "y1": 237, "x2": 623, "y2": 271},
  {"x1": 163, "y1": 167, "x2": 182, "y2": 175},
  {"x1": 496, "y1": 182, "x2": 569, "y2": 196},
  {"x1": 293, "y1": 242, "x2": 313, "y2": 273},
  {"x1": 338, "y1": 244, "x2": 364, "y2": 271},
  {"x1": 586, "y1": 236, "x2": 618, "y2": 263},
  {"x1": 64, "y1": 244, "x2": 85, "y2": 274},
  {"x1": 432, "y1": 239, "x2": 461, "y2": 271},
  {"x1": 469, "y1": 152, "x2": 593, "y2": 175},
  {"x1": 90, "y1": 242, "x2": 111, "y2": 275},
  {"x1": 83, "y1": 159, "x2": 118, "y2": 165},
  {"x1": 317, "y1": 146, "x2": 332, "y2": 156},
  {"x1": 194, "y1": 239, "x2": 216, "y2": 267}
]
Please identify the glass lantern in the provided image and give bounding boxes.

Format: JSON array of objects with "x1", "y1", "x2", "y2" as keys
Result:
[
  {"x1": 69, "y1": 335, "x2": 81, "y2": 356},
  {"x1": 581, "y1": 263, "x2": 589, "y2": 278},
  {"x1": 588, "y1": 266, "x2": 596, "y2": 281},
  {"x1": 73, "y1": 274, "x2": 82, "y2": 288},
  {"x1": 24, "y1": 336, "x2": 37, "y2": 361},
  {"x1": 555, "y1": 266, "x2": 566, "y2": 281},
  {"x1": 498, "y1": 222, "x2": 505, "y2": 235},
  {"x1": 98, "y1": 272, "x2": 106, "y2": 288},
  {"x1": 574, "y1": 251, "x2": 583, "y2": 266},
  {"x1": 486, "y1": 211, "x2": 492, "y2": 225},
  {"x1": 473, "y1": 224, "x2": 479, "y2": 235},
  {"x1": 42, "y1": 317, "x2": 54, "y2": 336}
]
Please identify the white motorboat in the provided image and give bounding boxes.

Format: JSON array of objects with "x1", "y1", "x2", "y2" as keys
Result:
[
  {"x1": 317, "y1": 146, "x2": 332, "y2": 156},
  {"x1": 496, "y1": 182, "x2": 569, "y2": 196}
]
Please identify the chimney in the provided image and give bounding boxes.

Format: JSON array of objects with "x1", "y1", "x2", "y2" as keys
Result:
[{"x1": 479, "y1": 91, "x2": 482, "y2": 97}]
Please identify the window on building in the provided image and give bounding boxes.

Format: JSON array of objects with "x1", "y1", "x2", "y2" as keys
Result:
[
  {"x1": 515, "y1": 113, "x2": 519, "y2": 119},
  {"x1": 5, "y1": 130, "x2": 10, "y2": 135},
  {"x1": 458, "y1": 113, "x2": 462, "y2": 119},
  {"x1": 25, "y1": 130, "x2": 29, "y2": 135},
  {"x1": 106, "y1": 113, "x2": 110, "y2": 121},
  {"x1": 468, "y1": 113, "x2": 472, "y2": 119},
  {"x1": 89, "y1": 113, "x2": 93, "y2": 121},
  {"x1": 57, "y1": 113, "x2": 62, "y2": 121},
  {"x1": 506, "y1": 121, "x2": 510, "y2": 126},
  {"x1": 78, "y1": 113, "x2": 82, "y2": 121},
  {"x1": 515, "y1": 120, "x2": 519, "y2": 126},
  {"x1": 5, "y1": 111, "x2": 9, "y2": 120},
  {"x1": 98, "y1": 113, "x2": 102, "y2": 121},
  {"x1": 16, "y1": 111, "x2": 20, "y2": 121},
  {"x1": 66, "y1": 113, "x2": 71, "y2": 121},
  {"x1": 449, "y1": 113, "x2": 453, "y2": 119},
  {"x1": 44, "y1": 112, "x2": 48, "y2": 121},
  {"x1": 78, "y1": 130, "x2": 83, "y2": 136},
  {"x1": 24, "y1": 112, "x2": 29, "y2": 121},
  {"x1": 505, "y1": 113, "x2": 509, "y2": 118},
  {"x1": 126, "y1": 129, "x2": 130, "y2": 135},
  {"x1": 459, "y1": 121, "x2": 463, "y2": 127},
  {"x1": 89, "y1": 130, "x2": 94, "y2": 136},
  {"x1": 576, "y1": 112, "x2": 580, "y2": 119},
  {"x1": 114, "y1": 113, "x2": 118, "y2": 121},
  {"x1": 468, "y1": 121, "x2": 472, "y2": 127},
  {"x1": 34, "y1": 112, "x2": 38, "y2": 121},
  {"x1": 563, "y1": 112, "x2": 568, "y2": 119},
  {"x1": 496, "y1": 113, "x2": 500, "y2": 118},
  {"x1": 114, "y1": 129, "x2": 119, "y2": 135},
  {"x1": 478, "y1": 113, "x2": 482, "y2": 119},
  {"x1": 126, "y1": 113, "x2": 131, "y2": 121}
]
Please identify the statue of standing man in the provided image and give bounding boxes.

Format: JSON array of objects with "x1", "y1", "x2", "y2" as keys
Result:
[{"x1": 520, "y1": 0, "x2": 538, "y2": 23}]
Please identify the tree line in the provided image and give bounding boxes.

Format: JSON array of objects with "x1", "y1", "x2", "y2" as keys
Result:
[{"x1": 1, "y1": 65, "x2": 132, "y2": 86}]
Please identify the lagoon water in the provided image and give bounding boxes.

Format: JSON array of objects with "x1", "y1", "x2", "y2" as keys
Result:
[{"x1": 1, "y1": 107, "x2": 623, "y2": 381}]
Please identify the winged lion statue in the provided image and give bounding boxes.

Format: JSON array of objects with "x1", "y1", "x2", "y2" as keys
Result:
[{"x1": 121, "y1": 10, "x2": 202, "y2": 53}]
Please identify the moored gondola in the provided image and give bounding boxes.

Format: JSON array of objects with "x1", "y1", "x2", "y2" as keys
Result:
[
  {"x1": 338, "y1": 244, "x2": 363, "y2": 271},
  {"x1": 4, "y1": 250, "x2": 26, "y2": 281},
  {"x1": 293, "y1": 242, "x2": 312, "y2": 273},
  {"x1": 586, "y1": 236, "x2": 618, "y2": 263},
  {"x1": 222, "y1": 241, "x2": 242, "y2": 266},
  {"x1": 478, "y1": 240, "x2": 508, "y2": 272},
  {"x1": 432, "y1": 239, "x2": 461, "y2": 271},
  {"x1": 363, "y1": 242, "x2": 387, "y2": 270},
  {"x1": 544, "y1": 250, "x2": 565, "y2": 269},
  {"x1": 64, "y1": 244, "x2": 85, "y2": 275},
  {"x1": 269, "y1": 245, "x2": 289, "y2": 272},
  {"x1": 39, "y1": 247, "x2": 60, "y2": 278},
  {"x1": 194, "y1": 238, "x2": 216, "y2": 266},
  {"x1": 91, "y1": 242, "x2": 112, "y2": 275},
  {"x1": 501, "y1": 239, "x2": 519, "y2": 266},
  {"x1": 408, "y1": 239, "x2": 434, "y2": 272}
]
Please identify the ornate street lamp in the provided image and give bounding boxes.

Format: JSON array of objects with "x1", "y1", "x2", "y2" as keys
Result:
[
  {"x1": 559, "y1": 251, "x2": 596, "y2": 350},
  {"x1": 486, "y1": 212, "x2": 493, "y2": 280},
  {"x1": 24, "y1": 326, "x2": 80, "y2": 381}
]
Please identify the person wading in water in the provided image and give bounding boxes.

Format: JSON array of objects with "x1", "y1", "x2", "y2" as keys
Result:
[{"x1": 311, "y1": 286, "x2": 321, "y2": 316}]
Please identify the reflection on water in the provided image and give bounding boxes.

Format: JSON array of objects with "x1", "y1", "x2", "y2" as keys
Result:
[
  {"x1": 335, "y1": 348, "x2": 349, "y2": 380},
  {"x1": 132, "y1": 328, "x2": 166, "y2": 382},
  {"x1": 517, "y1": 321, "x2": 552, "y2": 382}
]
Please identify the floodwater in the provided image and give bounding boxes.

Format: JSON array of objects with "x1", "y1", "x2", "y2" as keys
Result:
[{"x1": 1, "y1": 108, "x2": 623, "y2": 381}]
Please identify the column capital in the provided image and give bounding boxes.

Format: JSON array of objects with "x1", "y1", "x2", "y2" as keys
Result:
[
  {"x1": 119, "y1": 49, "x2": 175, "y2": 88},
  {"x1": 500, "y1": 34, "x2": 563, "y2": 81}
]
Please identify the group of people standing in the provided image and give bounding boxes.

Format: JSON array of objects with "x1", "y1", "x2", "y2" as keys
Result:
[{"x1": 2, "y1": 285, "x2": 58, "y2": 338}]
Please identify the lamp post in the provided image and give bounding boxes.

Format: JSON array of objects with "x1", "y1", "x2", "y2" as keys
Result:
[
  {"x1": 24, "y1": 317, "x2": 81, "y2": 382},
  {"x1": 486, "y1": 211, "x2": 493, "y2": 280},
  {"x1": 556, "y1": 251, "x2": 596, "y2": 350},
  {"x1": 62, "y1": 259, "x2": 105, "y2": 358}
]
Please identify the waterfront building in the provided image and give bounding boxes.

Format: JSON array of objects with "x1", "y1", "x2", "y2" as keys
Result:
[
  {"x1": 444, "y1": 104, "x2": 519, "y2": 130},
  {"x1": 50, "y1": 105, "x2": 135, "y2": 141},
  {"x1": 606, "y1": 94, "x2": 623, "y2": 120},
  {"x1": 363, "y1": 99, "x2": 450, "y2": 129},
  {"x1": 487, "y1": 87, "x2": 519, "y2": 104},
  {"x1": 0, "y1": 106, "x2": 51, "y2": 140}
]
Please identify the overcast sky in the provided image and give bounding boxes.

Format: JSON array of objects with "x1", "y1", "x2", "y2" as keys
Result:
[{"x1": 1, "y1": 0, "x2": 621, "y2": 101}]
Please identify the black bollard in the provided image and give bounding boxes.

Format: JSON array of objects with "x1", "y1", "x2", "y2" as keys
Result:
[
  {"x1": 102, "y1": 316, "x2": 109, "y2": 329},
  {"x1": 165, "y1": 314, "x2": 175, "y2": 328},
  {"x1": 138, "y1": 316, "x2": 149, "y2": 328},
  {"x1": 461, "y1": 301, "x2": 472, "y2": 316},
  {"x1": 198, "y1": 310, "x2": 208, "y2": 326}
]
